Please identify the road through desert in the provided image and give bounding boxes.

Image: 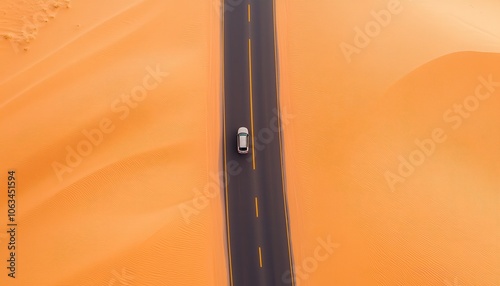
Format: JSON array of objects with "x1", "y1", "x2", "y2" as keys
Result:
[{"x1": 0, "y1": 0, "x2": 499, "y2": 285}]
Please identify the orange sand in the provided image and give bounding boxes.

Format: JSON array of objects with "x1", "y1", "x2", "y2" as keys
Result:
[
  {"x1": 2, "y1": 0, "x2": 500, "y2": 285},
  {"x1": 0, "y1": 0, "x2": 225, "y2": 285},
  {"x1": 276, "y1": 0, "x2": 500, "y2": 285}
]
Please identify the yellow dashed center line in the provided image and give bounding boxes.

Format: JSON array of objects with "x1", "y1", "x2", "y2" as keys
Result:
[
  {"x1": 255, "y1": 197, "x2": 259, "y2": 217},
  {"x1": 248, "y1": 38, "x2": 256, "y2": 170},
  {"x1": 258, "y1": 246, "x2": 263, "y2": 268},
  {"x1": 248, "y1": 4, "x2": 251, "y2": 22}
]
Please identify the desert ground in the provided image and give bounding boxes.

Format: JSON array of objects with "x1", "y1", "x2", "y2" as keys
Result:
[
  {"x1": 276, "y1": 0, "x2": 500, "y2": 285},
  {"x1": 1, "y1": 0, "x2": 499, "y2": 285},
  {"x1": 0, "y1": 0, "x2": 225, "y2": 285}
]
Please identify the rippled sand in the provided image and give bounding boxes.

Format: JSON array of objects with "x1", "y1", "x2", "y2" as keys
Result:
[
  {"x1": 2, "y1": 0, "x2": 499, "y2": 285},
  {"x1": 276, "y1": 0, "x2": 500, "y2": 285},
  {"x1": 0, "y1": 0, "x2": 225, "y2": 285}
]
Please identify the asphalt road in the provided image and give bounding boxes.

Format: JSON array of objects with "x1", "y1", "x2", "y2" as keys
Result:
[{"x1": 222, "y1": 0, "x2": 295, "y2": 285}]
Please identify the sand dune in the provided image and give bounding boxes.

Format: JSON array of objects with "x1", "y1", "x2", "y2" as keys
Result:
[
  {"x1": 0, "y1": 0, "x2": 225, "y2": 285},
  {"x1": 276, "y1": 0, "x2": 500, "y2": 285},
  {"x1": 2, "y1": 0, "x2": 499, "y2": 285}
]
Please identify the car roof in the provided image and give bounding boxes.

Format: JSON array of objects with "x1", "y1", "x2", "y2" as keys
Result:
[{"x1": 239, "y1": 133, "x2": 248, "y2": 147}]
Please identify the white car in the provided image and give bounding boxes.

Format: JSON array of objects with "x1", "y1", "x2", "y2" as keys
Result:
[{"x1": 237, "y1": 127, "x2": 249, "y2": 154}]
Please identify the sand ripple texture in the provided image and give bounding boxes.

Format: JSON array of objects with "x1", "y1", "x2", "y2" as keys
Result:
[
  {"x1": 276, "y1": 0, "x2": 500, "y2": 285},
  {"x1": 0, "y1": 0, "x2": 224, "y2": 285}
]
